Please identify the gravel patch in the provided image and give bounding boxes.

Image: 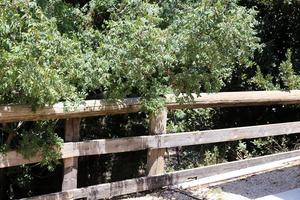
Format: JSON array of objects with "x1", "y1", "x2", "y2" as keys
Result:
[
  {"x1": 120, "y1": 188, "x2": 207, "y2": 200},
  {"x1": 215, "y1": 165, "x2": 300, "y2": 199},
  {"x1": 121, "y1": 165, "x2": 300, "y2": 200}
]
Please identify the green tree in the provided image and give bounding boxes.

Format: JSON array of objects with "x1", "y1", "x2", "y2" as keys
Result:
[{"x1": 0, "y1": 0, "x2": 261, "y2": 198}]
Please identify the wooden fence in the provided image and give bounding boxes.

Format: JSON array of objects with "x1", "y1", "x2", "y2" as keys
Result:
[{"x1": 1, "y1": 90, "x2": 300, "y2": 199}]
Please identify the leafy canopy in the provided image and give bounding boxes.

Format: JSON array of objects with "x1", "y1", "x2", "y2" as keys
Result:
[
  {"x1": 0, "y1": 0, "x2": 260, "y2": 165},
  {"x1": 0, "y1": 0, "x2": 260, "y2": 109}
]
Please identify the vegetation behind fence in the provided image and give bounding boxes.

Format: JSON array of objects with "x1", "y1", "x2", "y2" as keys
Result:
[{"x1": 1, "y1": 90, "x2": 300, "y2": 199}]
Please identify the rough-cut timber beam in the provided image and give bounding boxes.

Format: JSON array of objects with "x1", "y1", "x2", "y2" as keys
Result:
[
  {"x1": 62, "y1": 118, "x2": 81, "y2": 191},
  {"x1": 166, "y1": 90, "x2": 300, "y2": 109},
  {"x1": 2, "y1": 90, "x2": 300, "y2": 123},
  {"x1": 146, "y1": 108, "x2": 168, "y2": 176},
  {"x1": 21, "y1": 149, "x2": 300, "y2": 200},
  {"x1": 1, "y1": 121, "x2": 300, "y2": 168},
  {"x1": 0, "y1": 98, "x2": 141, "y2": 123}
]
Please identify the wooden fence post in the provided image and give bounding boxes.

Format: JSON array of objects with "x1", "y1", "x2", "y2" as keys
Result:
[
  {"x1": 146, "y1": 108, "x2": 168, "y2": 176},
  {"x1": 62, "y1": 118, "x2": 80, "y2": 191}
]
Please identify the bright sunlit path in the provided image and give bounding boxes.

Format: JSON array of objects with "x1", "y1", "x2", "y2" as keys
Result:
[{"x1": 256, "y1": 188, "x2": 300, "y2": 200}]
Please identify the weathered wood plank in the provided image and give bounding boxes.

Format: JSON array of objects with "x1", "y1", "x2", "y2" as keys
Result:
[
  {"x1": 146, "y1": 108, "x2": 168, "y2": 176},
  {"x1": 2, "y1": 121, "x2": 300, "y2": 168},
  {"x1": 0, "y1": 98, "x2": 141, "y2": 123},
  {"x1": 166, "y1": 90, "x2": 300, "y2": 109},
  {"x1": 21, "y1": 149, "x2": 300, "y2": 200},
  {"x1": 62, "y1": 118, "x2": 81, "y2": 191},
  {"x1": 2, "y1": 90, "x2": 300, "y2": 123},
  {"x1": 0, "y1": 151, "x2": 42, "y2": 168}
]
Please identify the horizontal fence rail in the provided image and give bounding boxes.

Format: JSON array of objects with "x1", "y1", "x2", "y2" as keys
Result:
[
  {"x1": 22, "y1": 149, "x2": 300, "y2": 200},
  {"x1": 2, "y1": 90, "x2": 300, "y2": 123},
  {"x1": 2, "y1": 90, "x2": 300, "y2": 199},
  {"x1": 1, "y1": 121, "x2": 300, "y2": 168}
]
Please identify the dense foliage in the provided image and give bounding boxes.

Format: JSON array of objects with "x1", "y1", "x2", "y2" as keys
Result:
[
  {"x1": 0, "y1": 0, "x2": 259, "y2": 166},
  {"x1": 2, "y1": 0, "x2": 300, "y2": 199},
  {"x1": 0, "y1": 0, "x2": 260, "y2": 107},
  {"x1": 167, "y1": 0, "x2": 300, "y2": 171}
]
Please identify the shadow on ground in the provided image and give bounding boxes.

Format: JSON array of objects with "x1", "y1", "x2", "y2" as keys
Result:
[{"x1": 215, "y1": 165, "x2": 300, "y2": 199}]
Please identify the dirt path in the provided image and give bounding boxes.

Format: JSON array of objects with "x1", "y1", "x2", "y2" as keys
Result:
[
  {"x1": 121, "y1": 165, "x2": 300, "y2": 200},
  {"x1": 214, "y1": 165, "x2": 300, "y2": 199}
]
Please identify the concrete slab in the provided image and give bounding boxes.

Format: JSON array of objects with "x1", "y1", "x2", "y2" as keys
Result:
[{"x1": 256, "y1": 188, "x2": 300, "y2": 200}]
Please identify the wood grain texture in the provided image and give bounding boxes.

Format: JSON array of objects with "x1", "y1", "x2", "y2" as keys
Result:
[
  {"x1": 2, "y1": 121, "x2": 300, "y2": 168},
  {"x1": 166, "y1": 90, "x2": 300, "y2": 109},
  {"x1": 147, "y1": 108, "x2": 168, "y2": 176},
  {"x1": 0, "y1": 98, "x2": 141, "y2": 123},
  {"x1": 2, "y1": 90, "x2": 300, "y2": 123},
  {"x1": 62, "y1": 118, "x2": 80, "y2": 191},
  {"x1": 21, "y1": 149, "x2": 300, "y2": 200}
]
